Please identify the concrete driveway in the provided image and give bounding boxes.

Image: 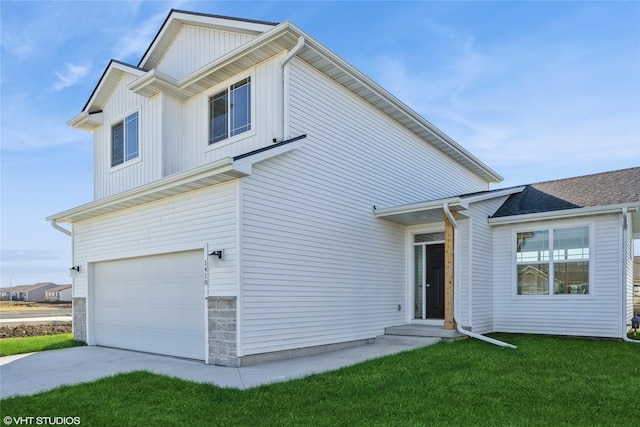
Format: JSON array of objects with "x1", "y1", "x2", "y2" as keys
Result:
[{"x1": 0, "y1": 339, "x2": 438, "y2": 399}]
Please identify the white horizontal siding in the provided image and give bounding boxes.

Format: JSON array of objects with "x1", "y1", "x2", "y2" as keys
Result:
[
  {"x1": 156, "y1": 25, "x2": 257, "y2": 81},
  {"x1": 94, "y1": 74, "x2": 162, "y2": 199},
  {"x1": 467, "y1": 197, "x2": 508, "y2": 333},
  {"x1": 181, "y1": 54, "x2": 283, "y2": 171},
  {"x1": 492, "y1": 215, "x2": 623, "y2": 338},
  {"x1": 239, "y1": 58, "x2": 491, "y2": 356},
  {"x1": 73, "y1": 181, "x2": 238, "y2": 299}
]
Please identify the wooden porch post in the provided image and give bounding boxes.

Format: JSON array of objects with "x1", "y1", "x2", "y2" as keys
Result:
[{"x1": 444, "y1": 211, "x2": 457, "y2": 330}]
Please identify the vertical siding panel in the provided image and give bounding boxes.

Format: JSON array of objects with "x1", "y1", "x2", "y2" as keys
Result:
[
  {"x1": 94, "y1": 74, "x2": 161, "y2": 199},
  {"x1": 156, "y1": 25, "x2": 257, "y2": 81},
  {"x1": 182, "y1": 54, "x2": 283, "y2": 171}
]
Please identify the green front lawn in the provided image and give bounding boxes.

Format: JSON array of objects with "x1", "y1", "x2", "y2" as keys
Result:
[
  {"x1": 1, "y1": 334, "x2": 638, "y2": 426},
  {"x1": 0, "y1": 334, "x2": 85, "y2": 357}
]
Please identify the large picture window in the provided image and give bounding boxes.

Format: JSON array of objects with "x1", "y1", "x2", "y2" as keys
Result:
[
  {"x1": 516, "y1": 225, "x2": 590, "y2": 295},
  {"x1": 209, "y1": 77, "x2": 251, "y2": 144},
  {"x1": 111, "y1": 112, "x2": 139, "y2": 167}
]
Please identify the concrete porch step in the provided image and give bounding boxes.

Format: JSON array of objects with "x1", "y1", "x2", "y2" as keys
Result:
[
  {"x1": 375, "y1": 335, "x2": 440, "y2": 348},
  {"x1": 384, "y1": 324, "x2": 466, "y2": 340}
]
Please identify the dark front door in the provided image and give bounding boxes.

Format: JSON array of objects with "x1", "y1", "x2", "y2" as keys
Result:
[{"x1": 424, "y1": 244, "x2": 445, "y2": 319}]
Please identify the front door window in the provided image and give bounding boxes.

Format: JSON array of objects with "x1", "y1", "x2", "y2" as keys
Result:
[{"x1": 414, "y1": 233, "x2": 445, "y2": 320}]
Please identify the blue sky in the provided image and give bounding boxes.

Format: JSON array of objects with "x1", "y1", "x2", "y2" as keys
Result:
[{"x1": 1, "y1": 1, "x2": 639, "y2": 286}]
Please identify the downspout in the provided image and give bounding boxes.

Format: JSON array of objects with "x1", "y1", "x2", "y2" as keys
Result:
[
  {"x1": 621, "y1": 207, "x2": 640, "y2": 343},
  {"x1": 49, "y1": 219, "x2": 71, "y2": 236},
  {"x1": 443, "y1": 203, "x2": 517, "y2": 349},
  {"x1": 279, "y1": 36, "x2": 305, "y2": 142}
]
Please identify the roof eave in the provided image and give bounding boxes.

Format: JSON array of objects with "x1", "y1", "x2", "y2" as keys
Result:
[
  {"x1": 488, "y1": 202, "x2": 640, "y2": 226},
  {"x1": 139, "y1": 9, "x2": 278, "y2": 70}
]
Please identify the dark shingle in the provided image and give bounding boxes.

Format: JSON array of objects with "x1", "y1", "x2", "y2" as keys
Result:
[{"x1": 492, "y1": 167, "x2": 640, "y2": 217}]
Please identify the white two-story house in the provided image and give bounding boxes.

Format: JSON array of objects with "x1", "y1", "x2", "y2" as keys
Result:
[{"x1": 48, "y1": 10, "x2": 639, "y2": 366}]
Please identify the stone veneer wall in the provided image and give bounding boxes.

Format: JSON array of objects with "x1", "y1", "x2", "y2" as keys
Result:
[
  {"x1": 207, "y1": 296, "x2": 239, "y2": 367},
  {"x1": 72, "y1": 297, "x2": 87, "y2": 342}
]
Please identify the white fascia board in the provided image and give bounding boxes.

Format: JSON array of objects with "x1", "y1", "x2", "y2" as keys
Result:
[
  {"x1": 374, "y1": 197, "x2": 467, "y2": 218},
  {"x1": 287, "y1": 21, "x2": 503, "y2": 184},
  {"x1": 233, "y1": 135, "x2": 307, "y2": 174},
  {"x1": 132, "y1": 22, "x2": 297, "y2": 100},
  {"x1": 139, "y1": 11, "x2": 276, "y2": 69},
  {"x1": 67, "y1": 111, "x2": 104, "y2": 131},
  {"x1": 47, "y1": 157, "x2": 241, "y2": 223},
  {"x1": 172, "y1": 11, "x2": 275, "y2": 34},
  {"x1": 461, "y1": 186, "x2": 525, "y2": 204},
  {"x1": 488, "y1": 203, "x2": 640, "y2": 226},
  {"x1": 79, "y1": 61, "x2": 147, "y2": 115}
]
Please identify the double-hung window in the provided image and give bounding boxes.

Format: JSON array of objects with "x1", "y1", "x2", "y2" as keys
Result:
[
  {"x1": 516, "y1": 225, "x2": 590, "y2": 295},
  {"x1": 209, "y1": 77, "x2": 251, "y2": 145},
  {"x1": 111, "y1": 112, "x2": 139, "y2": 167}
]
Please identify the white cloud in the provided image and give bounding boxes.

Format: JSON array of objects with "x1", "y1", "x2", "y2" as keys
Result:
[
  {"x1": 52, "y1": 63, "x2": 91, "y2": 91},
  {"x1": 111, "y1": 11, "x2": 168, "y2": 62}
]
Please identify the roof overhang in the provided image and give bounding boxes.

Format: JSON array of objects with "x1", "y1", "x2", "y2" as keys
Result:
[
  {"x1": 129, "y1": 22, "x2": 300, "y2": 100},
  {"x1": 488, "y1": 202, "x2": 640, "y2": 233},
  {"x1": 47, "y1": 136, "x2": 306, "y2": 224},
  {"x1": 73, "y1": 60, "x2": 147, "y2": 121},
  {"x1": 375, "y1": 186, "x2": 524, "y2": 226},
  {"x1": 139, "y1": 10, "x2": 278, "y2": 70},
  {"x1": 72, "y1": 16, "x2": 502, "y2": 183}
]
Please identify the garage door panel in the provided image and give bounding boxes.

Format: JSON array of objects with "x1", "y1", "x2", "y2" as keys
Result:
[{"x1": 93, "y1": 251, "x2": 205, "y2": 360}]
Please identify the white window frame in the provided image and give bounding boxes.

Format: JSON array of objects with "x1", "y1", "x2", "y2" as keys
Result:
[
  {"x1": 110, "y1": 110, "x2": 140, "y2": 170},
  {"x1": 206, "y1": 71, "x2": 255, "y2": 150},
  {"x1": 513, "y1": 223, "x2": 594, "y2": 298}
]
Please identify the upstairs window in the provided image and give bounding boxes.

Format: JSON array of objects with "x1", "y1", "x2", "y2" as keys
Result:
[
  {"x1": 209, "y1": 77, "x2": 251, "y2": 144},
  {"x1": 112, "y1": 112, "x2": 139, "y2": 167},
  {"x1": 516, "y1": 225, "x2": 590, "y2": 296}
]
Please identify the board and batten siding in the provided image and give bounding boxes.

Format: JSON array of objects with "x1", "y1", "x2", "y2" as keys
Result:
[
  {"x1": 162, "y1": 94, "x2": 185, "y2": 177},
  {"x1": 72, "y1": 181, "x2": 239, "y2": 299},
  {"x1": 181, "y1": 54, "x2": 283, "y2": 172},
  {"x1": 492, "y1": 215, "x2": 623, "y2": 338},
  {"x1": 156, "y1": 25, "x2": 258, "y2": 81},
  {"x1": 238, "y1": 58, "x2": 491, "y2": 356},
  {"x1": 94, "y1": 73, "x2": 162, "y2": 200}
]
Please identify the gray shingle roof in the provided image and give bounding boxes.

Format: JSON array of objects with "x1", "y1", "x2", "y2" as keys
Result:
[{"x1": 492, "y1": 167, "x2": 640, "y2": 217}]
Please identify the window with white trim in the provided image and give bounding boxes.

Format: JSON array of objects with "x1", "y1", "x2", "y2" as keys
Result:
[
  {"x1": 209, "y1": 77, "x2": 251, "y2": 144},
  {"x1": 111, "y1": 112, "x2": 139, "y2": 167},
  {"x1": 516, "y1": 225, "x2": 590, "y2": 295}
]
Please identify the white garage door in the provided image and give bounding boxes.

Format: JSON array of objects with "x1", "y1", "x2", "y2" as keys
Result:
[{"x1": 93, "y1": 250, "x2": 205, "y2": 360}]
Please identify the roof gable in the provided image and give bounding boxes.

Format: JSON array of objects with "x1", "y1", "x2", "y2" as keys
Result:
[
  {"x1": 492, "y1": 167, "x2": 640, "y2": 218},
  {"x1": 139, "y1": 9, "x2": 278, "y2": 70},
  {"x1": 68, "y1": 10, "x2": 502, "y2": 183}
]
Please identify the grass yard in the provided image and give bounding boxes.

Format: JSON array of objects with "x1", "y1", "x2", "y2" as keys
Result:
[
  {"x1": 1, "y1": 334, "x2": 638, "y2": 426},
  {"x1": 0, "y1": 334, "x2": 85, "y2": 357}
]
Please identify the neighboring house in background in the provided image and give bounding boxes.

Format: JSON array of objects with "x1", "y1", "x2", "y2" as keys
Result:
[
  {"x1": 5, "y1": 283, "x2": 59, "y2": 302},
  {"x1": 44, "y1": 285, "x2": 72, "y2": 302},
  {"x1": 47, "y1": 9, "x2": 640, "y2": 367}
]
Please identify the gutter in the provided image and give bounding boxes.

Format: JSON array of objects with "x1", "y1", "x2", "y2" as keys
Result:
[
  {"x1": 279, "y1": 36, "x2": 305, "y2": 142},
  {"x1": 49, "y1": 219, "x2": 71, "y2": 236},
  {"x1": 621, "y1": 207, "x2": 640, "y2": 344},
  {"x1": 443, "y1": 203, "x2": 517, "y2": 349}
]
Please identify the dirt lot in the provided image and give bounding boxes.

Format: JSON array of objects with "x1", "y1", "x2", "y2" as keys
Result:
[
  {"x1": 0, "y1": 302, "x2": 73, "y2": 338},
  {"x1": 0, "y1": 323, "x2": 72, "y2": 338}
]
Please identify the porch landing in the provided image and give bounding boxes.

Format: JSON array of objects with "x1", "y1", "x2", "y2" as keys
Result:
[{"x1": 379, "y1": 325, "x2": 466, "y2": 345}]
